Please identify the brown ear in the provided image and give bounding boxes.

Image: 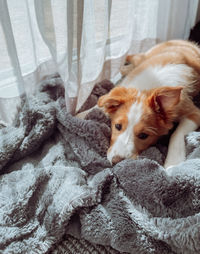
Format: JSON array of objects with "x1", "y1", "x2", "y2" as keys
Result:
[
  {"x1": 149, "y1": 86, "x2": 183, "y2": 113},
  {"x1": 98, "y1": 87, "x2": 130, "y2": 114}
]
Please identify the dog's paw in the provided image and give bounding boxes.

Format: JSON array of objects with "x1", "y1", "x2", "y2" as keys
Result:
[{"x1": 120, "y1": 64, "x2": 133, "y2": 76}]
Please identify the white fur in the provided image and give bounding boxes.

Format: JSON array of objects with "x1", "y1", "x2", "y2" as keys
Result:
[
  {"x1": 110, "y1": 63, "x2": 197, "y2": 166},
  {"x1": 164, "y1": 118, "x2": 198, "y2": 169},
  {"x1": 107, "y1": 101, "x2": 142, "y2": 164},
  {"x1": 121, "y1": 64, "x2": 194, "y2": 90}
]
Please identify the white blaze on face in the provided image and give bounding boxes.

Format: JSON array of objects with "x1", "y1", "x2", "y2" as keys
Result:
[{"x1": 107, "y1": 101, "x2": 143, "y2": 163}]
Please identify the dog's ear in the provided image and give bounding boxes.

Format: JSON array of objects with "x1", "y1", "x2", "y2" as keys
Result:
[
  {"x1": 98, "y1": 87, "x2": 130, "y2": 114},
  {"x1": 149, "y1": 86, "x2": 183, "y2": 113}
]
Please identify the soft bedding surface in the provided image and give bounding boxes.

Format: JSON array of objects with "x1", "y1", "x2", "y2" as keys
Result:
[{"x1": 1, "y1": 74, "x2": 200, "y2": 254}]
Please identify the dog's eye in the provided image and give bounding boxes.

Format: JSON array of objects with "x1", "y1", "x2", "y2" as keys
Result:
[
  {"x1": 115, "y1": 123, "x2": 122, "y2": 131},
  {"x1": 138, "y1": 133, "x2": 149, "y2": 140}
]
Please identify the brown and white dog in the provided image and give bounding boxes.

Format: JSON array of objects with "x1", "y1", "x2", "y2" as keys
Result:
[{"x1": 98, "y1": 40, "x2": 200, "y2": 168}]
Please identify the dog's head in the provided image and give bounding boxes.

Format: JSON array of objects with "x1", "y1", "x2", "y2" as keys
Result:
[{"x1": 98, "y1": 86, "x2": 182, "y2": 164}]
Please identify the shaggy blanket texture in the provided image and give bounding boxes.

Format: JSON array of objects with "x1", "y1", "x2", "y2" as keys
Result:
[{"x1": 1, "y1": 74, "x2": 200, "y2": 254}]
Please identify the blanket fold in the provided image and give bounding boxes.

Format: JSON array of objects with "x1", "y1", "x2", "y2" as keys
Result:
[{"x1": 1, "y1": 75, "x2": 200, "y2": 254}]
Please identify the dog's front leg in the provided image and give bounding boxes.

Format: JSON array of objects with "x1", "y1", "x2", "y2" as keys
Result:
[{"x1": 164, "y1": 118, "x2": 198, "y2": 169}]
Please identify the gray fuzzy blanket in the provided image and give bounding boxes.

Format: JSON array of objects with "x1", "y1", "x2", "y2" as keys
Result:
[{"x1": 1, "y1": 75, "x2": 200, "y2": 254}]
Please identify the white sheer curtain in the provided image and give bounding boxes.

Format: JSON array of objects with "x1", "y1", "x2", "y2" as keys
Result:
[{"x1": 0, "y1": 0, "x2": 199, "y2": 124}]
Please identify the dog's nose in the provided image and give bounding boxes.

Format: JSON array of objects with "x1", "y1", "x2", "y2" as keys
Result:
[{"x1": 112, "y1": 155, "x2": 123, "y2": 165}]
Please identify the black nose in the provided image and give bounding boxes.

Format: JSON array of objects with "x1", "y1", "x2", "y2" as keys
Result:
[{"x1": 112, "y1": 155, "x2": 123, "y2": 165}]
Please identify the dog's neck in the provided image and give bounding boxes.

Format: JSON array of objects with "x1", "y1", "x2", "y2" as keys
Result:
[{"x1": 120, "y1": 64, "x2": 194, "y2": 91}]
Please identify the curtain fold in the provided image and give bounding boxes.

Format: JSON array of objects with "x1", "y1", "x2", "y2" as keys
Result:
[
  {"x1": 157, "y1": 0, "x2": 199, "y2": 41},
  {"x1": 0, "y1": 0, "x2": 25, "y2": 95},
  {"x1": 0, "y1": 0, "x2": 199, "y2": 124}
]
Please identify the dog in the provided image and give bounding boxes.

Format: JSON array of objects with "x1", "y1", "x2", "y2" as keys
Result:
[{"x1": 98, "y1": 40, "x2": 200, "y2": 168}]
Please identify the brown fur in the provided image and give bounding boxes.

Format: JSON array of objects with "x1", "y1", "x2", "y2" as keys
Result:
[{"x1": 98, "y1": 40, "x2": 200, "y2": 164}]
